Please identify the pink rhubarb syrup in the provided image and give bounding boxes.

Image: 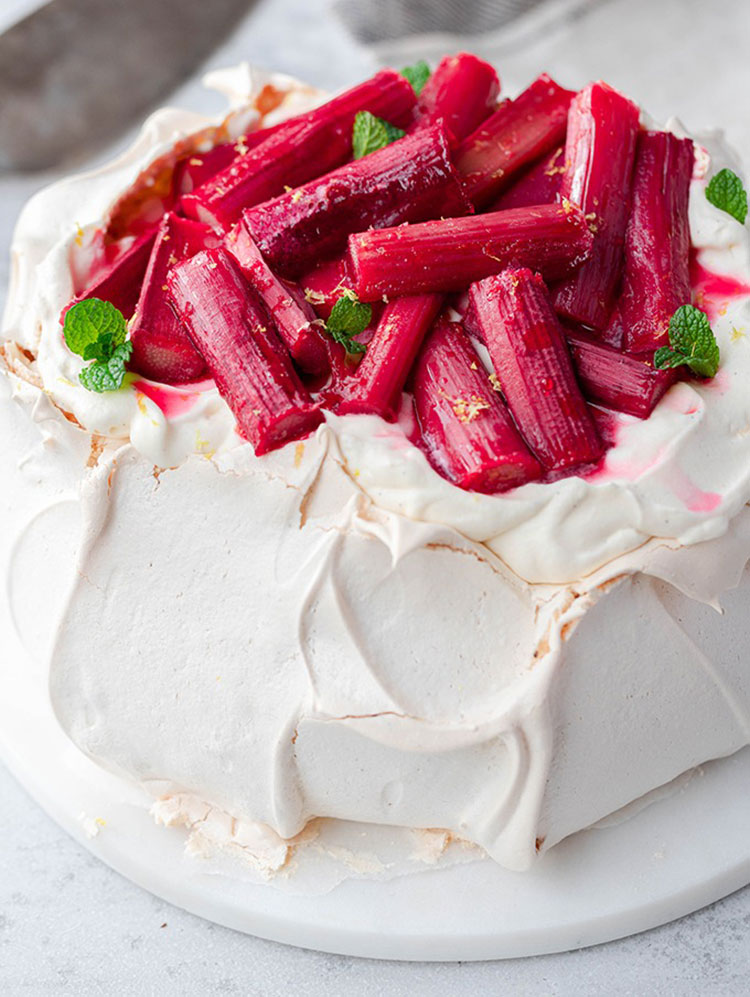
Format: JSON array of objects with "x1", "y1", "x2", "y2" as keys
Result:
[
  {"x1": 133, "y1": 378, "x2": 214, "y2": 419},
  {"x1": 667, "y1": 465, "x2": 722, "y2": 513},
  {"x1": 690, "y1": 251, "x2": 750, "y2": 321}
]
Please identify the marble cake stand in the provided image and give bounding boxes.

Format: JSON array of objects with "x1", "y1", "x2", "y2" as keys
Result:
[{"x1": 2, "y1": 595, "x2": 749, "y2": 960}]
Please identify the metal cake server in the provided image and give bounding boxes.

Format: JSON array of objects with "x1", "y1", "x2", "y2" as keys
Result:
[{"x1": 0, "y1": 0, "x2": 251, "y2": 171}]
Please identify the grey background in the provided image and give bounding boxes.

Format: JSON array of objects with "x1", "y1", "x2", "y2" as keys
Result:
[{"x1": 1, "y1": 0, "x2": 749, "y2": 993}]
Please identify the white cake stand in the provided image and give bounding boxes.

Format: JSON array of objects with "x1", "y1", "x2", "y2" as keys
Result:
[{"x1": 2, "y1": 592, "x2": 749, "y2": 961}]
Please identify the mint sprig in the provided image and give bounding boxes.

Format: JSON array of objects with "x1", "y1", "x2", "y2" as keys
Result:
[
  {"x1": 326, "y1": 290, "x2": 370, "y2": 355},
  {"x1": 705, "y1": 168, "x2": 748, "y2": 224},
  {"x1": 79, "y1": 341, "x2": 133, "y2": 392},
  {"x1": 352, "y1": 111, "x2": 405, "y2": 160},
  {"x1": 653, "y1": 304, "x2": 720, "y2": 379},
  {"x1": 63, "y1": 298, "x2": 131, "y2": 392},
  {"x1": 401, "y1": 61, "x2": 431, "y2": 96}
]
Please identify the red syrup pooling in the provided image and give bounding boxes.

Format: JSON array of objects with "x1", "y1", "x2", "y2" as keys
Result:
[
  {"x1": 690, "y1": 250, "x2": 750, "y2": 321},
  {"x1": 133, "y1": 378, "x2": 214, "y2": 419}
]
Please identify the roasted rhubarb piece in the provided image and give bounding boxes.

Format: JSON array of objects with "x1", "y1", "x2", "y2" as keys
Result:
[
  {"x1": 298, "y1": 256, "x2": 353, "y2": 319},
  {"x1": 67, "y1": 228, "x2": 157, "y2": 320},
  {"x1": 566, "y1": 329, "x2": 677, "y2": 418},
  {"x1": 349, "y1": 203, "x2": 592, "y2": 300},
  {"x1": 182, "y1": 69, "x2": 416, "y2": 229},
  {"x1": 337, "y1": 293, "x2": 443, "y2": 417},
  {"x1": 552, "y1": 82, "x2": 640, "y2": 330},
  {"x1": 167, "y1": 249, "x2": 322, "y2": 454},
  {"x1": 413, "y1": 315, "x2": 542, "y2": 493},
  {"x1": 173, "y1": 143, "x2": 243, "y2": 200},
  {"x1": 599, "y1": 304, "x2": 625, "y2": 349},
  {"x1": 226, "y1": 223, "x2": 328, "y2": 375},
  {"x1": 173, "y1": 123, "x2": 285, "y2": 199},
  {"x1": 455, "y1": 74, "x2": 574, "y2": 208},
  {"x1": 490, "y1": 145, "x2": 565, "y2": 211},
  {"x1": 413, "y1": 52, "x2": 500, "y2": 143},
  {"x1": 243, "y1": 122, "x2": 471, "y2": 276},
  {"x1": 469, "y1": 269, "x2": 603, "y2": 471},
  {"x1": 129, "y1": 213, "x2": 213, "y2": 383},
  {"x1": 619, "y1": 131, "x2": 694, "y2": 353}
]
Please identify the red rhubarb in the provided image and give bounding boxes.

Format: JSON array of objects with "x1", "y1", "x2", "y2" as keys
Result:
[
  {"x1": 413, "y1": 52, "x2": 500, "y2": 144},
  {"x1": 620, "y1": 131, "x2": 694, "y2": 353},
  {"x1": 66, "y1": 228, "x2": 157, "y2": 321},
  {"x1": 226, "y1": 223, "x2": 328, "y2": 375},
  {"x1": 337, "y1": 293, "x2": 443, "y2": 418},
  {"x1": 599, "y1": 303, "x2": 625, "y2": 349},
  {"x1": 173, "y1": 123, "x2": 285, "y2": 200},
  {"x1": 490, "y1": 145, "x2": 565, "y2": 211},
  {"x1": 552, "y1": 82, "x2": 640, "y2": 330},
  {"x1": 129, "y1": 213, "x2": 214, "y2": 384},
  {"x1": 243, "y1": 122, "x2": 472, "y2": 276},
  {"x1": 455, "y1": 74, "x2": 574, "y2": 208},
  {"x1": 181, "y1": 69, "x2": 416, "y2": 229},
  {"x1": 469, "y1": 269, "x2": 603, "y2": 471},
  {"x1": 167, "y1": 249, "x2": 322, "y2": 454},
  {"x1": 174, "y1": 143, "x2": 243, "y2": 200},
  {"x1": 298, "y1": 256, "x2": 353, "y2": 319},
  {"x1": 566, "y1": 328, "x2": 677, "y2": 418},
  {"x1": 413, "y1": 315, "x2": 542, "y2": 493},
  {"x1": 348, "y1": 203, "x2": 593, "y2": 300}
]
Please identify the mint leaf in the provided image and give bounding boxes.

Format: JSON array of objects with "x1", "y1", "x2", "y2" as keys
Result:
[
  {"x1": 705, "y1": 168, "x2": 748, "y2": 224},
  {"x1": 352, "y1": 111, "x2": 405, "y2": 160},
  {"x1": 653, "y1": 346, "x2": 687, "y2": 369},
  {"x1": 326, "y1": 291, "x2": 371, "y2": 354},
  {"x1": 653, "y1": 304, "x2": 720, "y2": 378},
  {"x1": 64, "y1": 298, "x2": 127, "y2": 359},
  {"x1": 383, "y1": 120, "x2": 406, "y2": 143},
  {"x1": 63, "y1": 298, "x2": 132, "y2": 392},
  {"x1": 79, "y1": 341, "x2": 132, "y2": 393},
  {"x1": 401, "y1": 61, "x2": 431, "y2": 96}
]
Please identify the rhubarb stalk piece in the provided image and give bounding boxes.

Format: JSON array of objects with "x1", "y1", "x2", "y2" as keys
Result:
[
  {"x1": 174, "y1": 143, "x2": 244, "y2": 200},
  {"x1": 298, "y1": 256, "x2": 353, "y2": 319},
  {"x1": 455, "y1": 74, "x2": 574, "y2": 208},
  {"x1": 66, "y1": 228, "x2": 157, "y2": 321},
  {"x1": 337, "y1": 293, "x2": 443, "y2": 417},
  {"x1": 599, "y1": 304, "x2": 625, "y2": 349},
  {"x1": 129, "y1": 213, "x2": 214, "y2": 383},
  {"x1": 226, "y1": 224, "x2": 328, "y2": 375},
  {"x1": 243, "y1": 122, "x2": 472, "y2": 276},
  {"x1": 552, "y1": 82, "x2": 640, "y2": 330},
  {"x1": 566, "y1": 329, "x2": 677, "y2": 418},
  {"x1": 469, "y1": 269, "x2": 603, "y2": 471},
  {"x1": 414, "y1": 52, "x2": 500, "y2": 144},
  {"x1": 181, "y1": 69, "x2": 416, "y2": 229},
  {"x1": 413, "y1": 315, "x2": 542, "y2": 493},
  {"x1": 620, "y1": 131, "x2": 694, "y2": 353},
  {"x1": 349, "y1": 203, "x2": 593, "y2": 300},
  {"x1": 490, "y1": 145, "x2": 565, "y2": 212},
  {"x1": 167, "y1": 249, "x2": 322, "y2": 455},
  {"x1": 173, "y1": 123, "x2": 285, "y2": 199}
]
